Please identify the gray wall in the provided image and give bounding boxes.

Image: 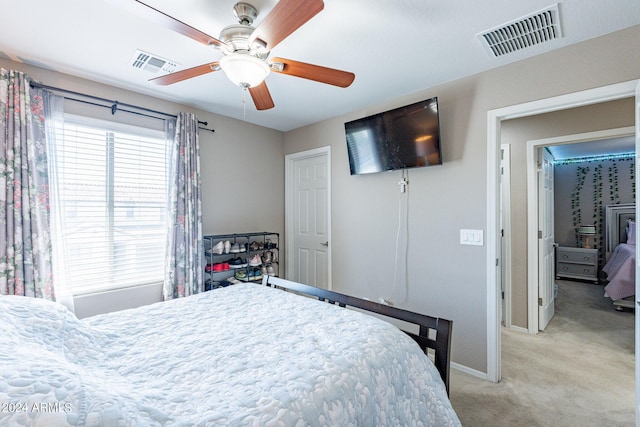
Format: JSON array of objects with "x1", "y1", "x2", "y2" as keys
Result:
[
  {"x1": 0, "y1": 57, "x2": 285, "y2": 318},
  {"x1": 555, "y1": 157, "x2": 635, "y2": 248},
  {"x1": 283, "y1": 25, "x2": 640, "y2": 373}
]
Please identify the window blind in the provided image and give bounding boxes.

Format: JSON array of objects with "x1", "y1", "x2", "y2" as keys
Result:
[{"x1": 51, "y1": 117, "x2": 170, "y2": 295}]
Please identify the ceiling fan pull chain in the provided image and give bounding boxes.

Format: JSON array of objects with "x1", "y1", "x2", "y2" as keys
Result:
[{"x1": 241, "y1": 87, "x2": 247, "y2": 119}]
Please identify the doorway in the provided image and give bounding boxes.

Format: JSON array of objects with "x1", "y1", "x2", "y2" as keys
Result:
[
  {"x1": 524, "y1": 127, "x2": 636, "y2": 334},
  {"x1": 485, "y1": 79, "x2": 638, "y2": 384}
]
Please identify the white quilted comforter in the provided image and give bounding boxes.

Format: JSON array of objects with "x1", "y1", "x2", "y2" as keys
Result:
[{"x1": 0, "y1": 283, "x2": 460, "y2": 426}]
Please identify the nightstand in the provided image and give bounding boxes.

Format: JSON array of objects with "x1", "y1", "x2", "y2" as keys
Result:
[{"x1": 555, "y1": 246, "x2": 598, "y2": 283}]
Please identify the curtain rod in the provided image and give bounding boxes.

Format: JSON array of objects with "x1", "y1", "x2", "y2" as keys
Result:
[{"x1": 29, "y1": 81, "x2": 215, "y2": 133}]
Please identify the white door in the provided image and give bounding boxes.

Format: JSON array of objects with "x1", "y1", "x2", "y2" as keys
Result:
[
  {"x1": 538, "y1": 148, "x2": 555, "y2": 330},
  {"x1": 285, "y1": 148, "x2": 331, "y2": 289}
]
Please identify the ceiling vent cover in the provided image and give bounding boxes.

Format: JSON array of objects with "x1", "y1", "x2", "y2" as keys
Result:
[
  {"x1": 130, "y1": 49, "x2": 179, "y2": 73},
  {"x1": 477, "y1": 4, "x2": 562, "y2": 58}
]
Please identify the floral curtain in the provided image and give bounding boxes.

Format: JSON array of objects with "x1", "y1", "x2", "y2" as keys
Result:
[
  {"x1": 163, "y1": 112, "x2": 203, "y2": 299},
  {"x1": 0, "y1": 69, "x2": 54, "y2": 300}
]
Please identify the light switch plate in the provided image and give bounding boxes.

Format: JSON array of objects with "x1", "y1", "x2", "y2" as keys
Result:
[{"x1": 460, "y1": 229, "x2": 484, "y2": 246}]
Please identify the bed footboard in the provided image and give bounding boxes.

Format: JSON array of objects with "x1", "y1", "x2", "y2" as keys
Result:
[{"x1": 261, "y1": 275, "x2": 453, "y2": 394}]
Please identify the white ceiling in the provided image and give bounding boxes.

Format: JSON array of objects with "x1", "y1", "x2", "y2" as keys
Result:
[
  {"x1": 2, "y1": 1, "x2": 639, "y2": 132},
  {"x1": 547, "y1": 136, "x2": 636, "y2": 161}
]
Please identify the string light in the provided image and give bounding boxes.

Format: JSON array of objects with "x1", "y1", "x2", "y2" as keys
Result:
[{"x1": 554, "y1": 152, "x2": 634, "y2": 165}]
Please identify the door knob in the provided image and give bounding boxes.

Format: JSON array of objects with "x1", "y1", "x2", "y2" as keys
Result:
[{"x1": 321, "y1": 241, "x2": 329, "y2": 246}]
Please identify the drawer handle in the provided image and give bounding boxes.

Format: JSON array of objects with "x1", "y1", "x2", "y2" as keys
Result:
[
  {"x1": 583, "y1": 257, "x2": 590, "y2": 261},
  {"x1": 562, "y1": 255, "x2": 568, "y2": 259}
]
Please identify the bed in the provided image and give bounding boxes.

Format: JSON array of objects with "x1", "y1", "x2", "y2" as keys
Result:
[
  {"x1": 0, "y1": 275, "x2": 460, "y2": 426},
  {"x1": 602, "y1": 203, "x2": 636, "y2": 310}
]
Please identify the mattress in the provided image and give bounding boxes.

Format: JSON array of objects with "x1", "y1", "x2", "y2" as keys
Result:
[{"x1": 0, "y1": 283, "x2": 460, "y2": 426}]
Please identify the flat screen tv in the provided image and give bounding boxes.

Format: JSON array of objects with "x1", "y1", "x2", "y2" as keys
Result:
[{"x1": 344, "y1": 97, "x2": 442, "y2": 175}]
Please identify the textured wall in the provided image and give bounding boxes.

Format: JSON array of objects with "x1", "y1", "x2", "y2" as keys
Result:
[{"x1": 554, "y1": 156, "x2": 635, "y2": 264}]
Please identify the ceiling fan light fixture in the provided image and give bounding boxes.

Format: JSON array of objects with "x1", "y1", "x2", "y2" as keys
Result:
[{"x1": 219, "y1": 53, "x2": 270, "y2": 88}]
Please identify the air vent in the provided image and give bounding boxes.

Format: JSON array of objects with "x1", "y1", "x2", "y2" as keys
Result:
[
  {"x1": 130, "y1": 49, "x2": 179, "y2": 73},
  {"x1": 477, "y1": 4, "x2": 562, "y2": 58}
]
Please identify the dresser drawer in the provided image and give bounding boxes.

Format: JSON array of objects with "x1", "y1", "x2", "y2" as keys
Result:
[
  {"x1": 555, "y1": 246, "x2": 599, "y2": 282},
  {"x1": 556, "y1": 262, "x2": 597, "y2": 278},
  {"x1": 556, "y1": 248, "x2": 597, "y2": 265}
]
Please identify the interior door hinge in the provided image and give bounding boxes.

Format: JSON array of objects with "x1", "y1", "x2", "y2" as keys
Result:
[
  {"x1": 538, "y1": 297, "x2": 543, "y2": 306},
  {"x1": 538, "y1": 230, "x2": 542, "y2": 239},
  {"x1": 502, "y1": 291, "x2": 505, "y2": 300}
]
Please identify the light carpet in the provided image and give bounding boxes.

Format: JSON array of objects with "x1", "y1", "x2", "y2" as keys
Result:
[{"x1": 449, "y1": 280, "x2": 634, "y2": 426}]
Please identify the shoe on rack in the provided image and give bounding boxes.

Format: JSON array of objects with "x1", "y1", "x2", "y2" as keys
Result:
[
  {"x1": 250, "y1": 268, "x2": 262, "y2": 281},
  {"x1": 208, "y1": 241, "x2": 225, "y2": 255},
  {"x1": 230, "y1": 243, "x2": 241, "y2": 253},
  {"x1": 224, "y1": 240, "x2": 231, "y2": 254},
  {"x1": 267, "y1": 265, "x2": 275, "y2": 276},
  {"x1": 229, "y1": 257, "x2": 248, "y2": 269},
  {"x1": 261, "y1": 266, "x2": 268, "y2": 275},
  {"x1": 248, "y1": 254, "x2": 262, "y2": 266},
  {"x1": 262, "y1": 251, "x2": 272, "y2": 264},
  {"x1": 205, "y1": 264, "x2": 214, "y2": 273},
  {"x1": 227, "y1": 276, "x2": 241, "y2": 285},
  {"x1": 249, "y1": 241, "x2": 261, "y2": 251},
  {"x1": 235, "y1": 270, "x2": 248, "y2": 281}
]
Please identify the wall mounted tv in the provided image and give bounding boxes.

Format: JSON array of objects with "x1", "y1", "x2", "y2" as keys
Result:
[{"x1": 344, "y1": 97, "x2": 442, "y2": 175}]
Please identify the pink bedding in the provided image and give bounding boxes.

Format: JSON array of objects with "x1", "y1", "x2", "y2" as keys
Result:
[{"x1": 603, "y1": 243, "x2": 636, "y2": 300}]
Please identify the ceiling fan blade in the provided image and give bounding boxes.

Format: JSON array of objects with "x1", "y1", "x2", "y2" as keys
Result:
[
  {"x1": 270, "y1": 57, "x2": 355, "y2": 88},
  {"x1": 107, "y1": 0, "x2": 222, "y2": 47},
  {"x1": 149, "y1": 62, "x2": 219, "y2": 85},
  {"x1": 249, "y1": 82, "x2": 275, "y2": 110},
  {"x1": 249, "y1": 0, "x2": 324, "y2": 51}
]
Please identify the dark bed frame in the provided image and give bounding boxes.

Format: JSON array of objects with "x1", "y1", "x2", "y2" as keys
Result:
[{"x1": 261, "y1": 275, "x2": 453, "y2": 394}]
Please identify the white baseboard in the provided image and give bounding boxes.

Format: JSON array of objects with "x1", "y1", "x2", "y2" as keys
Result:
[
  {"x1": 506, "y1": 324, "x2": 529, "y2": 334},
  {"x1": 452, "y1": 362, "x2": 489, "y2": 381},
  {"x1": 450, "y1": 322, "x2": 536, "y2": 382}
]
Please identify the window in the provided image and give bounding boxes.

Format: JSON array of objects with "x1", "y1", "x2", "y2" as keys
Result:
[{"x1": 49, "y1": 115, "x2": 170, "y2": 295}]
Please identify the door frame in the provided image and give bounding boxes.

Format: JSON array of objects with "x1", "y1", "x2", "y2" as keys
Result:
[
  {"x1": 634, "y1": 80, "x2": 639, "y2": 427},
  {"x1": 525, "y1": 127, "x2": 636, "y2": 334},
  {"x1": 284, "y1": 146, "x2": 332, "y2": 289},
  {"x1": 500, "y1": 144, "x2": 513, "y2": 329},
  {"x1": 486, "y1": 79, "x2": 638, "y2": 383}
]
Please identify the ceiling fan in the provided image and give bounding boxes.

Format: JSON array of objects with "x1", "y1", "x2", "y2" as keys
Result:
[{"x1": 114, "y1": 0, "x2": 355, "y2": 110}]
